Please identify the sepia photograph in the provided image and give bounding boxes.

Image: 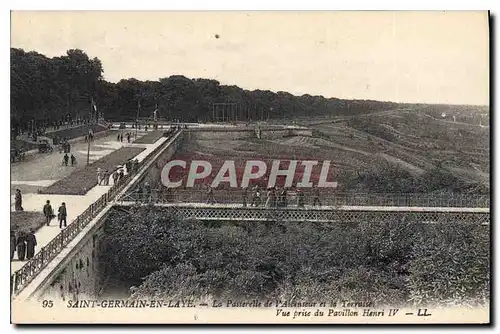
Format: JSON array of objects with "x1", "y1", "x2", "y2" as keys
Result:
[{"x1": 9, "y1": 10, "x2": 490, "y2": 324}]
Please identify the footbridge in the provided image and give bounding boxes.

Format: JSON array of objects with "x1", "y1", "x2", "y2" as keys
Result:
[
  {"x1": 114, "y1": 202, "x2": 490, "y2": 224},
  {"x1": 11, "y1": 128, "x2": 490, "y2": 304}
]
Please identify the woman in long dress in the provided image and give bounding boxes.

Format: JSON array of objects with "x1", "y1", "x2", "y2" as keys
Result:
[
  {"x1": 10, "y1": 232, "x2": 16, "y2": 261},
  {"x1": 17, "y1": 233, "x2": 26, "y2": 261},
  {"x1": 14, "y1": 189, "x2": 23, "y2": 211},
  {"x1": 26, "y1": 229, "x2": 37, "y2": 260}
]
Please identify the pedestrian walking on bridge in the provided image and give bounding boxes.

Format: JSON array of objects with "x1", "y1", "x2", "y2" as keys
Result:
[
  {"x1": 70, "y1": 154, "x2": 76, "y2": 167},
  {"x1": 16, "y1": 233, "x2": 26, "y2": 261},
  {"x1": 296, "y1": 188, "x2": 305, "y2": 208},
  {"x1": 97, "y1": 168, "x2": 103, "y2": 185},
  {"x1": 43, "y1": 200, "x2": 54, "y2": 226},
  {"x1": 266, "y1": 187, "x2": 276, "y2": 207},
  {"x1": 242, "y1": 188, "x2": 248, "y2": 207},
  {"x1": 251, "y1": 186, "x2": 261, "y2": 207},
  {"x1": 14, "y1": 189, "x2": 24, "y2": 211},
  {"x1": 58, "y1": 202, "x2": 67, "y2": 229},
  {"x1": 10, "y1": 231, "x2": 16, "y2": 261},
  {"x1": 117, "y1": 169, "x2": 125, "y2": 183},
  {"x1": 26, "y1": 229, "x2": 37, "y2": 260},
  {"x1": 279, "y1": 187, "x2": 288, "y2": 208},
  {"x1": 103, "y1": 170, "x2": 110, "y2": 186},
  {"x1": 63, "y1": 153, "x2": 69, "y2": 166},
  {"x1": 206, "y1": 184, "x2": 216, "y2": 204},
  {"x1": 112, "y1": 171, "x2": 119, "y2": 185},
  {"x1": 312, "y1": 185, "x2": 322, "y2": 207}
]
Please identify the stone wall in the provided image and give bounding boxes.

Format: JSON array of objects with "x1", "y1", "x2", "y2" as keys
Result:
[
  {"x1": 38, "y1": 225, "x2": 105, "y2": 301},
  {"x1": 187, "y1": 128, "x2": 312, "y2": 141}
]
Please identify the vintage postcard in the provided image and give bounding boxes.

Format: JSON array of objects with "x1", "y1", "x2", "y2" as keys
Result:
[{"x1": 10, "y1": 11, "x2": 490, "y2": 324}]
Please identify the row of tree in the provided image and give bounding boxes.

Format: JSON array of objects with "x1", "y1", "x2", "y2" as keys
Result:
[{"x1": 11, "y1": 48, "x2": 404, "y2": 128}]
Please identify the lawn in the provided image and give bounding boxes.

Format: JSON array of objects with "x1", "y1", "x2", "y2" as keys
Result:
[
  {"x1": 133, "y1": 131, "x2": 164, "y2": 144},
  {"x1": 11, "y1": 211, "x2": 46, "y2": 234},
  {"x1": 45, "y1": 124, "x2": 108, "y2": 140},
  {"x1": 39, "y1": 147, "x2": 145, "y2": 195}
]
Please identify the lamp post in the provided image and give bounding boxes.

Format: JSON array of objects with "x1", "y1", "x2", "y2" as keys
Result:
[{"x1": 87, "y1": 125, "x2": 91, "y2": 166}]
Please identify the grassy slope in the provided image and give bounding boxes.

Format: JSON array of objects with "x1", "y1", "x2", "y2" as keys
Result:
[
  {"x1": 133, "y1": 131, "x2": 164, "y2": 144},
  {"x1": 40, "y1": 147, "x2": 145, "y2": 195},
  {"x1": 45, "y1": 124, "x2": 107, "y2": 140}
]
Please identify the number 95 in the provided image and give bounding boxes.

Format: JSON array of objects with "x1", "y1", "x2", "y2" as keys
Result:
[{"x1": 42, "y1": 300, "x2": 53, "y2": 308}]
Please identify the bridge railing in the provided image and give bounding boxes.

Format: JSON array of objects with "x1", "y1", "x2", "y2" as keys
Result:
[
  {"x1": 10, "y1": 130, "x2": 183, "y2": 297},
  {"x1": 120, "y1": 189, "x2": 490, "y2": 208}
]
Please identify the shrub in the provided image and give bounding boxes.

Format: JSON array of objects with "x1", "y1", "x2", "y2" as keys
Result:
[{"x1": 102, "y1": 207, "x2": 489, "y2": 307}]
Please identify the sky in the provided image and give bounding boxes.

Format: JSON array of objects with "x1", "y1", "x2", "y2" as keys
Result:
[{"x1": 10, "y1": 11, "x2": 489, "y2": 105}]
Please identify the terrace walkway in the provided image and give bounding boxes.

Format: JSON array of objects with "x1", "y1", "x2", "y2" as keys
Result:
[{"x1": 10, "y1": 135, "x2": 171, "y2": 273}]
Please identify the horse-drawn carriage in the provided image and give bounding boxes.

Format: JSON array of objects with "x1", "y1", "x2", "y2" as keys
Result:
[
  {"x1": 10, "y1": 148, "x2": 25, "y2": 163},
  {"x1": 38, "y1": 139, "x2": 54, "y2": 153}
]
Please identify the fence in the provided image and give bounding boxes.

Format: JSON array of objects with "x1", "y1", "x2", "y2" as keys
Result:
[
  {"x1": 10, "y1": 130, "x2": 183, "y2": 296},
  {"x1": 120, "y1": 189, "x2": 490, "y2": 209}
]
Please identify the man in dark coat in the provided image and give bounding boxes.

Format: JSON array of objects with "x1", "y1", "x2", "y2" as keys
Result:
[
  {"x1": 296, "y1": 188, "x2": 305, "y2": 208},
  {"x1": 26, "y1": 229, "x2": 37, "y2": 260},
  {"x1": 112, "y1": 171, "x2": 119, "y2": 185},
  {"x1": 312, "y1": 185, "x2": 322, "y2": 206},
  {"x1": 10, "y1": 231, "x2": 16, "y2": 261},
  {"x1": 125, "y1": 160, "x2": 131, "y2": 174},
  {"x1": 70, "y1": 154, "x2": 77, "y2": 166},
  {"x1": 117, "y1": 169, "x2": 125, "y2": 183},
  {"x1": 102, "y1": 170, "x2": 110, "y2": 186},
  {"x1": 14, "y1": 189, "x2": 23, "y2": 211},
  {"x1": 206, "y1": 184, "x2": 216, "y2": 204},
  {"x1": 280, "y1": 187, "x2": 288, "y2": 208},
  {"x1": 58, "y1": 202, "x2": 68, "y2": 228},
  {"x1": 17, "y1": 233, "x2": 26, "y2": 261},
  {"x1": 43, "y1": 200, "x2": 53, "y2": 226},
  {"x1": 63, "y1": 153, "x2": 69, "y2": 166}
]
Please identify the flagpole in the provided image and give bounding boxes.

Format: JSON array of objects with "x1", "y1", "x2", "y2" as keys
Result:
[
  {"x1": 135, "y1": 100, "x2": 140, "y2": 139},
  {"x1": 87, "y1": 97, "x2": 93, "y2": 165}
]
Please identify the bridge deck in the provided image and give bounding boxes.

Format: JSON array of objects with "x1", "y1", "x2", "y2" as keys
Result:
[
  {"x1": 117, "y1": 201, "x2": 489, "y2": 213},
  {"x1": 115, "y1": 202, "x2": 490, "y2": 224}
]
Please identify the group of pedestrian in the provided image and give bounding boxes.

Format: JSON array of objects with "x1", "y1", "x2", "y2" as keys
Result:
[
  {"x1": 10, "y1": 230, "x2": 37, "y2": 261},
  {"x1": 58, "y1": 139, "x2": 71, "y2": 153},
  {"x1": 10, "y1": 200, "x2": 68, "y2": 262},
  {"x1": 117, "y1": 133, "x2": 132, "y2": 143},
  {"x1": 96, "y1": 158, "x2": 139, "y2": 187},
  {"x1": 42, "y1": 200, "x2": 68, "y2": 229},
  {"x1": 62, "y1": 153, "x2": 77, "y2": 167},
  {"x1": 97, "y1": 168, "x2": 112, "y2": 186},
  {"x1": 241, "y1": 185, "x2": 321, "y2": 208},
  {"x1": 84, "y1": 132, "x2": 95, "y2": 142},
  {"x1": 263, "y1": 187, "x2": 290, "y2": 208}
]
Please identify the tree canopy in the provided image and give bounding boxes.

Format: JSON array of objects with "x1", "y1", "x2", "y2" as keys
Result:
[
  {"x1": 101, "y1": 207, "x2": 489, "y2": 306},
  {"x1": 11, "y1": 48, "x2": 402, "y2": 128}
]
